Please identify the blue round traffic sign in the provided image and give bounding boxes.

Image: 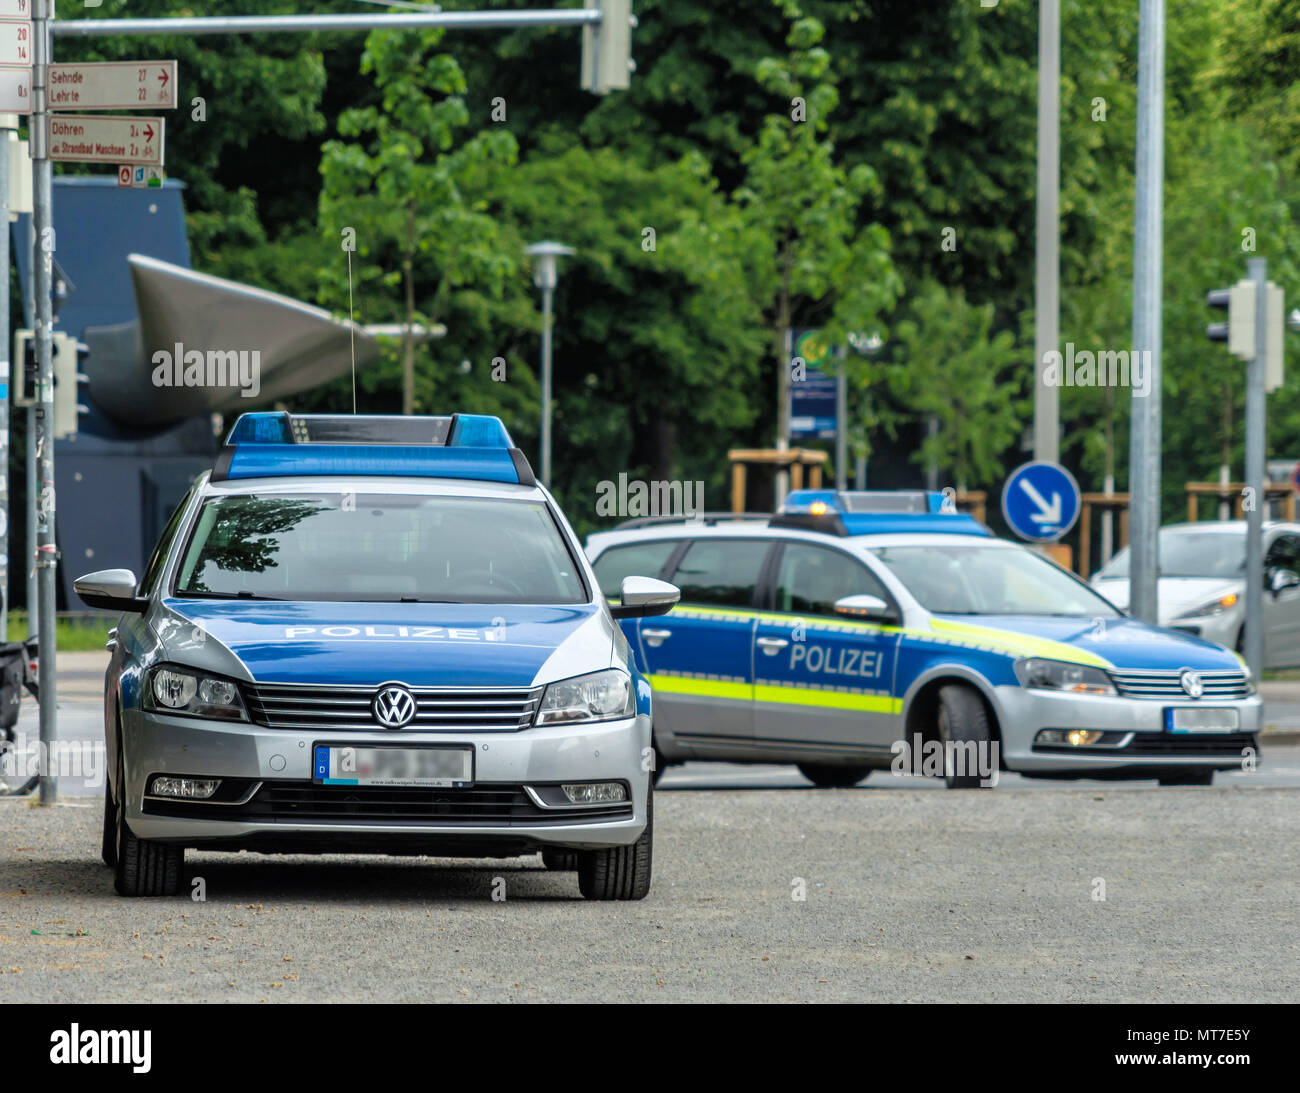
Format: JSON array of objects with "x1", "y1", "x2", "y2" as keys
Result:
[{"x1": 1001, "y1": 461, "x2": 1081, "y2": 542}]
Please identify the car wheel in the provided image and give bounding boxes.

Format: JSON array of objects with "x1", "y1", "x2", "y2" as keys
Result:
[
  {"x1": 797, "y1": 763, "x2": 871, "y2": 788},
  {"x1": 936, "y1": 683, "x2": 995, "y2": 789},
  {"x1": 577, "y1": 784, "x2": 652, "y2": 900},
  {"x1": 541, "y1": 849, "x2": 578, "y2": 871},
  {"x1": 113, "y1": 755, "x2": 184, "y2": 897},
  {"x1": 1157, "y1": 770, "x2": 1215, "y2": 786}
]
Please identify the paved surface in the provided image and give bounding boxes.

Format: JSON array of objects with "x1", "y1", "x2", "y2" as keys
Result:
[{"x1": 0, "y1": 784, "x2": 1295, "y2": 1003}]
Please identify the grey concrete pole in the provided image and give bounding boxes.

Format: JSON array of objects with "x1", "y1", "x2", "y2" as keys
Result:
[
  {"x1": 1034, "y1": 0, "x2": 1060, "y2": 466},
  {"x1": 1243, "y1": 259, "x2": 1267, "y2": 681}
]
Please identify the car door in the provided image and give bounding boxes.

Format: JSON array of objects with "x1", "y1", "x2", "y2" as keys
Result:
[
  {"x1": 752, "y1": 541, "x2": 901, "y2": 755},
  {"x1": 1263, "y1": 532, "x2": 1300, "y2": 668},
  {"x1": 589, "y1": 538, "x2": 684, "y2": 673},
  {"x1": 639, "y1": 537, "x2": 772, "y2": 750}
]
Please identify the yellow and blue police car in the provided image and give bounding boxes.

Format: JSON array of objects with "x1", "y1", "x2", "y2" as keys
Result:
[{"x1": 586, "y1": 490, "x2": 1261, "y2": 789}]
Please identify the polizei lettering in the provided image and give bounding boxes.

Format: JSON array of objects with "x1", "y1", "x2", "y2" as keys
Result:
[
  {"x1": 789, "y1": 643, "x2": 882, "y2": 678},
  {"x1": 283, "y1": 625, "x2": 502, "y2": 641}
]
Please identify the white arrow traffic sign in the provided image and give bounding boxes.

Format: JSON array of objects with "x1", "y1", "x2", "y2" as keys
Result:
[
  {"x1": 49, "y1": 60, "x2": 177, "y2": 111},
  {"x1": 48, "y1": 114, "x2": 164, "y2": 166},
  {"x1": 0, "y1": 64, "x2": 28, "y2": 111},
  {"x1": 0, "y1": 19, "x2": 31, "y2": 67},
  {"x1": 1018, "y1": 477, "x2": 1062, "y2": 528}
]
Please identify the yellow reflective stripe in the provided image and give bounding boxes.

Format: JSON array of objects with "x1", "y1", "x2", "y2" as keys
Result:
[
  {"x1": 647, "y1": 674, "x2": 752, "y2": 701},
  {"x1": 666, "y1": 602, "x2": 902, "y2": 634},
  {"x1": 649, "y1": 673, "x2": 900, "y2": 713},
  {"x1": 926, "y1": 617, "x2": 1111, "y2": 668},
  {"x1": 753, "y1": 684, "x2": 901, "y2": 714}
]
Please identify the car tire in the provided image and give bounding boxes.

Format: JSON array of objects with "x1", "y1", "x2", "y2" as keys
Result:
[
  {"x1": 936, "y1": 683, "x2": 995, "y2": 789},
  {"x1": 577, "y1": 784, "x2": 652, "y2": 901},
  {"x1": 1157, "y1": 770, "x2": 1215, "y2": 786},
  {"x1": 797, "y1": 763, "x2": 871, "y2": 788},
  {"x1": 113, "y1": 754, "x2": 183, "y2": 897},
  {"x1": 541, "y1": 849, "x2": 579, "y2": 871}
]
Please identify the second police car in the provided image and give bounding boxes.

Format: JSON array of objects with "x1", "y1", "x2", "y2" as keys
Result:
[
  {"x1": 76, "y1": 413, "x2": 678, "y2": 899},
  {"x1": 586, "y1": 490, "x2": 1262, "y2": 788}
]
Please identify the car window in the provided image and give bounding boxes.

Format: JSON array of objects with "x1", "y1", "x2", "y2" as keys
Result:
[
  {"x1": 139, "y1": 484, "x2": 197, "y2": 597},
  {"x1": 173, "y1": 492, "x2": 586, "y2": 604},
  {"x1": 773, "y1": 543, "x2": 889, "y2": 616},
  {"x1": 872, "y1": 544, "x2": 1121, "y2": 616},
  {"x1": 669, "y1": 539, "x2": 769, "y2": 608},
  {"x1": 591, "y1": 540, "x2": 679, "y2": 599},
  {"x1": 1266, "y1": 534, "x2": 1300, "y2": 573}
]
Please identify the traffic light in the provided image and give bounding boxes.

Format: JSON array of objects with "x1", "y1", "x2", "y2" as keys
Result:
[
  {"x1": 1206, "y1": 281, "x2": 1255, "y2": 359},
  {"x1": 11, "y1": 329, "x2": 36, "y2": 407},
  {"x1": 1207, "y1": 279, "x2": 1285, "y2": 391},
  {"x1": 52, "y1": 331, "x2": 89, "y2": 439},
  {"x1": 581, "y1": 0, "x2": 635, "y2": 95}
]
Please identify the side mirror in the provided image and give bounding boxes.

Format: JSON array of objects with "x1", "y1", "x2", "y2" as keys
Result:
[
  {"x1": 74, "y1": 569, "x2": 147, "y2": 613},
  {"x1": 1269, "y1": 568, "x2": 1300, "y2": 596},
  {"x1": 834, "y1": 593, "x2": 897, "y2": 624},
  {"x1": 610, "y1": 576, "x2": 680, "y2": 619}
]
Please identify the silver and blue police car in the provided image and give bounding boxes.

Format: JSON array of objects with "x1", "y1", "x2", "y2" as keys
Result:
[
  {"x1": 586, "y1": 490, "x2": 1262, "y2": 789},
  {"x1": 75, "y1": 412, "x2": 678, "y2": 899}
]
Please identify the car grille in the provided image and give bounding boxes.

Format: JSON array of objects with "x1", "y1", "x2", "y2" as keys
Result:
[
  {"x1": 1108, "y1": 668, "x2": 1251, "y2": 700},
  {"x1": 244, "y1": 683, "x2": 543, "y2": 731},
  {"x1": 144, "y1": 781, "x2": 633, "y2": 824},
  {"x1": 1121, "y1": 732, "x2": 1257, "y2": 757}
]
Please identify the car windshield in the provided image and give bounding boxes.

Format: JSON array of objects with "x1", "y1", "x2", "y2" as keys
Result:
[
  {"x1": 174, "y1": 492, "x2": 587, "y2": 603},
  {"x1": 1097, "y1": 529, "x2": 1245, "y2": 579},
  {"x1": 870, "y1": 544, "x2": 1121, "y2": 617}
]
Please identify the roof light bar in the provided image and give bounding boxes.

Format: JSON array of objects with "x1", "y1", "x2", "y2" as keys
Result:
[
  {"x1": 213, "y1": 412, "x2": 536, "y2": 486},
  {"x1": 775, "y1": 489, "x2": 990, "y2": 537}
]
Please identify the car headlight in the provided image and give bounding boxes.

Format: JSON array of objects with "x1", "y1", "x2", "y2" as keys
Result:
[
  {"x1": 1014, "y1": 658, "x2": 1116, "y2": 696},
  {"x1": 535, "y1": 669, "x2": 634, "y2": 726},
  {"x1": 1177, "y1": 593, "x2": 1239, "y2": 618},
  {"x1": 144, "y1": 666, "x2": 248, "y2": 721}
]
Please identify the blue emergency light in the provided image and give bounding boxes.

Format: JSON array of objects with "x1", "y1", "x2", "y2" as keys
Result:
[
  {"x1": 776, "y1": 489, "x2": 990, "y2": 537},
  {"x1": 212, "y1": 412, "x2": 535, "y2": 486}
]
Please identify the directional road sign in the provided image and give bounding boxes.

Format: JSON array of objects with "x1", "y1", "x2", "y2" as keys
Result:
[
  {"x1": 49, "y1": 60, "x2": 177, "y2": 111},
  {"x1": 0, "y1": 19, "x2": 30, "y2": 69},
  {"x1": 48, "y1": 114, "x2": 164, "y2": 165},
  {"x1": 1001, "y1": 460, "x2": 1081, "y2": 542},
  {"x1": 0, "y1": 63, "x2": 27, "y2": 111}
]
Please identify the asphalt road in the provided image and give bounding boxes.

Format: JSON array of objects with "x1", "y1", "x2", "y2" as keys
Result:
[
  {"x1": 1, "y1": 782, "x2": 1295, "y2": 1003},
  {"x1": 1, "y1": 656, "x2": 1295, "y2": 1003}
]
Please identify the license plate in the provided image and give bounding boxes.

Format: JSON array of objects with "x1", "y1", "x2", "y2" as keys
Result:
[
  {"x1": 1165, "y1": 707, "x2": 1240, "y2": 733},
  {"x1": 313, "y1": 745, "x2": 473, "y2": 787}
]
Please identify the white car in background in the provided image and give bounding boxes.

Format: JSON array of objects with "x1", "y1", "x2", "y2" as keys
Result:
[{"x1": 1091, "y1": 521, "x2": 1300, "y2": 668}]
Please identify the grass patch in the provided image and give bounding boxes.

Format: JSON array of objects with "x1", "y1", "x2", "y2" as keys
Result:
[{"x1": 5, "y1": 611, "x2": 112, "y2": 653}]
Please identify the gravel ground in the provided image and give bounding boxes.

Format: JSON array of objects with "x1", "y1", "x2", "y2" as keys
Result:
[{"x1": 1, "y1": 785, "x2": 1296, "y2": 1003}]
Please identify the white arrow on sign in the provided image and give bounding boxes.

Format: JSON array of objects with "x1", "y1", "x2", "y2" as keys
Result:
[
  {"x1": 49, "y1": 60, "x2": 177, "y2": 111},
  {"x1": 48, "y1": 114, "x2": 164, "y2": 166},
  {"x1": 1019, "y1": 478, "x2": 1062, "y2": 527}
]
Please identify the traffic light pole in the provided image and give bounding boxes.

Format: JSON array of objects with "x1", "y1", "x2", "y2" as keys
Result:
[
  {"x1": 1243, "y1": 259, "x2": 1267, "y2": 682},
  {"x1": 32, "y1": 0, "x2": 56, "y2": 805}
]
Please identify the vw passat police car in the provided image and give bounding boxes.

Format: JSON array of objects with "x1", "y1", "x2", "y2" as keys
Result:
[
  {"x1": 76, "y1": 413, "x2": 677, "y2": 899},
  {"x1": 586, "y1": 490, "x2": 1262, "y2": 789}
]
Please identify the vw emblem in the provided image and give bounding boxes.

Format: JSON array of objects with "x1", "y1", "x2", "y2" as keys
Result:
[
  {"x1": 1179, "y1": 670, "x2": 1204, "y2": 699},
  {"x1": 372, "y1": 684, "x2": 417, "y2": 728}
]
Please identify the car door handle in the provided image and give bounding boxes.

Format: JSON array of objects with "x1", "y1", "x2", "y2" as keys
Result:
[
  {"x1": 757, "y1": 637, "x2": 789, "y2": 654},
  {"x1": 642, "y1": 628, "x2": 672, "y2": 647}
]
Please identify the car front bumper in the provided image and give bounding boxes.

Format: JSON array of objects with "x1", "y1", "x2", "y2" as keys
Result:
[
  {"x1": 120, "y1": 707, "x2": 651, "y2": 852},
  {"x1": 992, "y1": 685, "x2": 1262, "y2": 774}
]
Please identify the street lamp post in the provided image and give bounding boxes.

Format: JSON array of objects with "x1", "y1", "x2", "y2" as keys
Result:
[{"x1": 526, "y1": 241, "x2": 575, "y2": 487}]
